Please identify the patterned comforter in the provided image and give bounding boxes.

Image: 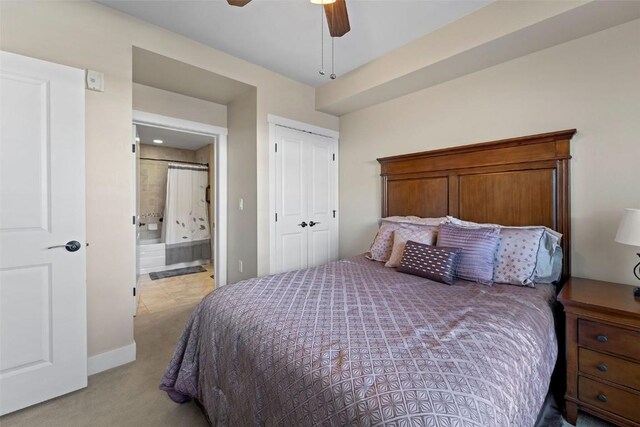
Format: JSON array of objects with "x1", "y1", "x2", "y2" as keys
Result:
[{"x1": 160, "y1": 256, "x2": 558, "y2": 427}]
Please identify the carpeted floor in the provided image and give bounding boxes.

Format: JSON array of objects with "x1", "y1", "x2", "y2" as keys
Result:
[
  {"x1": 1, "y1": 302, "x2": 615, "y2": 427},
  {"x1": 1, "y1": 303, "x2": 208, "y2": 427}
]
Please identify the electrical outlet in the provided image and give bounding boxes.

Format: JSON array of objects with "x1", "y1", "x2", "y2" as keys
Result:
[{"x1": 238, "y1": 260, "x2": 243, "y2": 273}]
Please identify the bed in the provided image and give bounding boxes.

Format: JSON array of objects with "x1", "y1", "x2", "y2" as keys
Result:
[{"x1": 161, "y1": 129, "x2": 577, "y2": 426}]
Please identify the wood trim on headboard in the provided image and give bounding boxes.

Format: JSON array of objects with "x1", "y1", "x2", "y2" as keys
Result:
[{"x1": 377, "y1": 129, "x2": 576, "y2": 281}]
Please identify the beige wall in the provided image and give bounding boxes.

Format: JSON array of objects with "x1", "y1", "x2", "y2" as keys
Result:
[
  {"x1": 339, "y1": 19, "x2": 640, "y2": 286},
  {"x1": 227, "y1": 89, "x2": 258, "y2": 283},
  {"x1": 0, "y1": 1, "x2": 337, "y2": 358},
  {"x1": 138, "y1": 144, "x2": 196, "y2": 240},
  {"x1": 133, "y1": 83, "x2": 227, "y2": 128}
]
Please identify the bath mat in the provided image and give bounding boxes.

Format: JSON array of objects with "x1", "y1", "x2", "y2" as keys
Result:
[{"x1": 149, "y1": 266, "x2": 206, "y2": 280}]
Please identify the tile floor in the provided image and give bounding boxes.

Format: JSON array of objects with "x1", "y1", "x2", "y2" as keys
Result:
[{"x1": 136, "y1": 263, "x2": 214, "y2": 315}]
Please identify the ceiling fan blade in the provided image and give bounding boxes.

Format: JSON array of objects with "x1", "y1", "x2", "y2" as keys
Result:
[
  {"x1": 227, "y1": 0, "x2": 252, "y2": 6},
  {"x1": 324, "y1": 0, "x2": 350, "y2": 37}
]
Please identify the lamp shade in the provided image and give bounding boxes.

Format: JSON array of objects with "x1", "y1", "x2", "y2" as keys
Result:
[{"x1": 615, "y1": 208, "x2": 640, "y2": 247}]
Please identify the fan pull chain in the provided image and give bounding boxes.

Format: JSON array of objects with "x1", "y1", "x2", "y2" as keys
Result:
[
  {"x1": 319, "y1": 6, "x2": 325, "y2": 76},
  {"x1": 330, "y1": 37, "x2": 336, "y2": 80}
]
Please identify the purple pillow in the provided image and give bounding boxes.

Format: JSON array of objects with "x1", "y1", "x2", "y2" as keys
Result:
[
  {"x1": 436, "y1": 223, "x2": 501, "y2": 285},
  {"x1": 398, "y1": 241, "x2": 462, "y2": 285}
]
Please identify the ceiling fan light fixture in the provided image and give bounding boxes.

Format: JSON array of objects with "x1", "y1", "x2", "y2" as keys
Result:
[{"x1": 310, "y1": 0, "x2": 336, "y2": 4}]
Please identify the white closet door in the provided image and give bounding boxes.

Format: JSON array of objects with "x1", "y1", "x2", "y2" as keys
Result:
[
  {"x1": 274, "y1": 126, "x2": 308, "y2": 273},
  {"x1": 0, "y1": 51, "x2": 86, "y2": 415},
  {"x1": 306, "y1": 134, "x2": 337, "y2": 268},
  {"x1": 274, "y1": 125, "x2": 338, "y2": 274}
]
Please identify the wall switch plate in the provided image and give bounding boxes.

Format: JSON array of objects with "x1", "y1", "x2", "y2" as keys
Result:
[
  {"x1": 85, "y1": 69, "x2": 104, "y2": 92},
  {"x1": 238, "y1": 260, "x2": 243, "y2": 273},
  {"x1": 239, "y1": 198, "x2": 244, "y2": 211}
]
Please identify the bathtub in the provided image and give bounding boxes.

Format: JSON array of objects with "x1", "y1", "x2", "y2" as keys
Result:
[{"x1": 138, "y1": 238, "x2": 210, "y2": 275}]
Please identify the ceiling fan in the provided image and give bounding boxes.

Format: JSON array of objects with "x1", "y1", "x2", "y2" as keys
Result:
[{"x1": 227, "y1": 0, "x2": 351, "y2": 37}]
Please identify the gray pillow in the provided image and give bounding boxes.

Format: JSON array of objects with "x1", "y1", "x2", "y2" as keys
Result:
[
  {"x1": 436, "y1": 223, "x2": 501, "y2": 285},
  {"x1": 534, "y1": 231, "x2": 563, "y2": 283},
  {"x1": 398, "y1": 241, "x2": 462, "y2": 285}
]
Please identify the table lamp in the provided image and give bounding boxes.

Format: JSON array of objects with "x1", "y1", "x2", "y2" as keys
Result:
[{"x1": 615, "y1": 208, "x2": 640, "y2": 282}]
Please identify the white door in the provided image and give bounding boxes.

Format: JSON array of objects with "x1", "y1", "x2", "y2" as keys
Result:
[
  {"x1": 274, "y1": 125, "x2": 338, "y2": 273},
  {"x1": 274, "y1": 127, "x2": 308, "y2": 273},
  {"x1": 306, "y1": 134, "x2": 338, "y2": 268},
  {"x1": 132, "y1": 124, "x2": 140, "y2": 315},
  {"x1": 0, "y1": 51, "x2": 86, "y2": 415}
]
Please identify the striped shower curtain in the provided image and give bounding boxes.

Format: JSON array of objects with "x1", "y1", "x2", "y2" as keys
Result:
[{"x1": 162, "y1": 163, "x2": 211, "y2": 265}]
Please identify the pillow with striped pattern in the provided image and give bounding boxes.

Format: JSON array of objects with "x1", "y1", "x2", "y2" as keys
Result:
[{"x1": 436, "y1": 223, "x2": 501, "y2": 285}]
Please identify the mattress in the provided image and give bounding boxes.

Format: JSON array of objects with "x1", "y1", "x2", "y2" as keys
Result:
[{"x1": 160, "y1": 255, "x2": 558, "y2": 426}]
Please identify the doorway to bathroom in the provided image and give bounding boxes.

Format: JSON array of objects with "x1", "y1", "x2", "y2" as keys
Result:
[{"x1": 132, "y1": 111, "x2": 228, "y2": 316}]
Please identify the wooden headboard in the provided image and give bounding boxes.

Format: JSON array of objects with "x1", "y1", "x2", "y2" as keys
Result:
[{"x1": 377, "y1": 129, "x2": 576, "y2": 280}]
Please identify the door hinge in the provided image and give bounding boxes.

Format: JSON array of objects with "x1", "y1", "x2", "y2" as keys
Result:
[
  {"x1": 132, "y1": 215, "x2": 136, "y2": 225},
  {"x1": 333, "y1": 210, "x2": 336, "y2": 218},
  {"x1": 332, "y1": 153, "x2": 335, "y2": 161},
  {"x1": 275, "y1": 213, "x2": 278, "y2": 222},
  {"x1": 275, "y1": 143, "x2": 278, "y2": 153},
  {"x1": 133, "y1": 288, "x2": 136, "y2": 297},
  {"x1": 132, "y1": 143, "x2": 136, "y2": 153}
]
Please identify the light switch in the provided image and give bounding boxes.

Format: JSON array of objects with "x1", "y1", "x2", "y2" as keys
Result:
[
  {"x1": 239, "y1": 198, "x2": 244, "y2": 211},
  {"x1": 85, "y1": 69, "x2": 104, "y2": 92}
]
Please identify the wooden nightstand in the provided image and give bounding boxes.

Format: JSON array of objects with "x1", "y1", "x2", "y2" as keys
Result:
[{"x1": 558, "y1": 277, "x2": 640, "y2": 427}]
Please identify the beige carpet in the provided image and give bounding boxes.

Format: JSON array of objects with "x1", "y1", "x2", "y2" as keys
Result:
[
  {"x1": 1, "y1": 304, "x2": 208, "y2": 427},
  {"x1": 1, "y1": 302, "x2": 614, "y2": 427}
]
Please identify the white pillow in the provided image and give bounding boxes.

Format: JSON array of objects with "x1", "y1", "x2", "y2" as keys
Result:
[
  {"x1": 385, "y1": 228, "x2": 437, "y2": 268},
  {"x1": 385, "y1": 216, "x2": 448, "y2": 226}
]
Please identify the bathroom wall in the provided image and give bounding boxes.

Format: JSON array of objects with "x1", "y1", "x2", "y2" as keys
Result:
[{"x1": 139, "y1": 144, "x2": 196, "y2": 240}]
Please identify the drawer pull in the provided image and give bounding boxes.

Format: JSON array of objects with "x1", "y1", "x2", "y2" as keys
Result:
[
  {"x1": 596, "y1": 335, "x2": 608, "y2": 343},
  {"x1": 597, "y1": 394, "x2": 608, "y2": 403},
  {"x1": 596, "y1": 363, "x2": 608, "y2": 372}
]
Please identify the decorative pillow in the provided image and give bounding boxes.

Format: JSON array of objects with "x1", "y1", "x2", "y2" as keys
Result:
[
  {"x1": 398, "y1": 241, "x2": 462, "y2": 285},
  {"x1": 385, "y1": 228, "x2": 437, "y2": 268},
  {"x1": 436, "y1": 223, "x2": 501, "y2": 285},
  {"x1": 369, "y1": 221, "x2": 439, "y2": 262},
  {"x1": 446, "y1": 216, "x2": 563, "y2": 284},
  {"x1": 493, "y1": 227, "x2": 545, "y2": 286}
]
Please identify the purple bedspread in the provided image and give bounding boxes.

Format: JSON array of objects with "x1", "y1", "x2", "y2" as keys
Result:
[{"x1": 160, "y1": 256, "x2": 557, "y2": 426}]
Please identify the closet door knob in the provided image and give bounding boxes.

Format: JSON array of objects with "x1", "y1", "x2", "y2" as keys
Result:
[
  {"x1": 309, "y1": 221, "x2": 321, "y2": 227},
  {"x1": 297, "y1": 222, "x2": 308, "y2": 228},
  {"x1": 47, "y1": 240, "x2": 82, "y2": 252}
]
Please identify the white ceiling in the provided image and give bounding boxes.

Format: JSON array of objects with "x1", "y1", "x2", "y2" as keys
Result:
[
  {"x1": 137, "y1": 125, "x2": 213, "y2": 151},
  {"x1": 98, "y1": 0, "x2": 491, "y2": 87}
]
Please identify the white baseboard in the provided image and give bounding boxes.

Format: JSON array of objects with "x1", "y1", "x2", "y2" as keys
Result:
[{"x1": 87, "y1": 341, "x2": 136, "y2": 376}]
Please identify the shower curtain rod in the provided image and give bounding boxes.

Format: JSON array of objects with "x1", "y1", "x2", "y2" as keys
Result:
[{"x1": 139, "y1": 157, "x2": 208, "y2": 167}]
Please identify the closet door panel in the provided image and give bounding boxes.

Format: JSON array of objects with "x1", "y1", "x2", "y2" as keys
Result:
[
  {"x1": 274, "y1": 127, "x2": 308, "y2": 273},
  {"x1": 306, "y1": 135, "x2": 335, "y2": 268}
]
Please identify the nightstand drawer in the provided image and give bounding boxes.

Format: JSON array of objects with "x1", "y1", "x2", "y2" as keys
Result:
[
  {"x1": 579, "y1": 376, "x2": 640, "y2": 423},
  {"x1": 579, "y1": 348, "x2": 640, "y2": 390},
  {"x1": 579, "y1": 319, "x2": 640, "y2": 360}
]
